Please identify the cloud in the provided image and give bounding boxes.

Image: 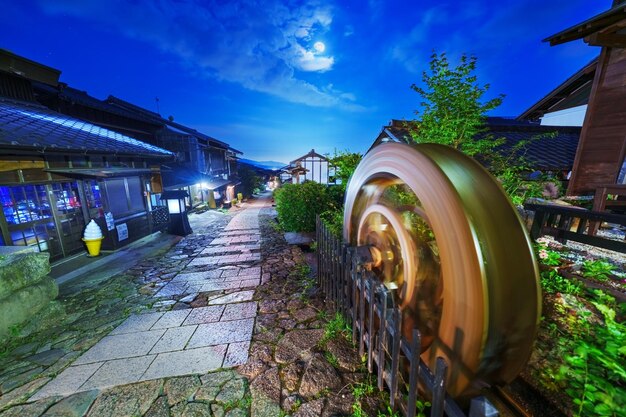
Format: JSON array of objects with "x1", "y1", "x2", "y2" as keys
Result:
[{"x1": 37, "y1": 0, "x2": 362, "y2": 110}]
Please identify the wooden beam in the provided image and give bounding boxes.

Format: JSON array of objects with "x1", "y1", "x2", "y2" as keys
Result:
[{"x1": 585, "y1": 32, "x2": 626, "y2": 47}]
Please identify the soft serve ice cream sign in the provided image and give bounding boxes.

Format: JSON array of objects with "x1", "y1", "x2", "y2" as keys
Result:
[{"x1": 82, "y1": 220, "x2": 104, "y2": 256}]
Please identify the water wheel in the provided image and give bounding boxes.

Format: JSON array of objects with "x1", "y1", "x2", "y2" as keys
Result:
[{"x1": 343, "y1": 142, "x2": 541, "y2": 399}]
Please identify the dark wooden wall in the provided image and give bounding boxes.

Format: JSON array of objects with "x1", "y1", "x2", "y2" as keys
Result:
[{"x1": 568, "y1": 47, "x2": 626, "y2": 195}]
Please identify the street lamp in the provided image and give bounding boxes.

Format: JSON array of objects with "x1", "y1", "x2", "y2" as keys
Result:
[{"x1": 160, "y1": 190, "x2": 192, "y2": 236}]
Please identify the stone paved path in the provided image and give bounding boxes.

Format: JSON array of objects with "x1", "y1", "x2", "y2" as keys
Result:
[{"x1": 31, "y1": 200, "x2": 270, "y2": 401}]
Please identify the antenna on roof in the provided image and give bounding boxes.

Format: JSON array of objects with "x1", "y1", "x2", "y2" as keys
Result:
[{"x1": 155, "y1": 97, "x2": 160, "y2": 114}]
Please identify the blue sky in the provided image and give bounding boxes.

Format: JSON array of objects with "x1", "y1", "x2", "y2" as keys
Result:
[{"x1": 0, "y1": 0, "x2": 606, "y2": 163}]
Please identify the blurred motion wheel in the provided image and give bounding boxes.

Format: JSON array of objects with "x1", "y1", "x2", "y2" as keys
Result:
[{"x1": 343, "y1": 142, "x2": 541, "y2": 398}]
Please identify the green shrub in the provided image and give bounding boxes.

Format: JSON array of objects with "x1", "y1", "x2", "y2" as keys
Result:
[{"x1": 274, "y1": 182, "x2": 332, "y2": 232}]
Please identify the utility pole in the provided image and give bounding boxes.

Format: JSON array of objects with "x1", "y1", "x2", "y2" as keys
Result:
[{"x1": 155, "y1": 97, "x2": 160, "y2": 114}]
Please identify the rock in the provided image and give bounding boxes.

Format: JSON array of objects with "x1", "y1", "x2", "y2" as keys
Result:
[
  {"x1": 0, "y1": 397, "x2": 58, "y2": 417},
  {"x1": 211, "y1": 404, "x2": 225, "y2": 417},
  {"x1": 25, "y1": 349, "x2": 67, "y2": 367},
  {"x1": 238, "y1": 357, "x2": 269, "y2": 381},
  {"x1": 0, "y1": 377, "x2": 50, "y2": 411},
  {"x1": 325, "y1": 339, "x2": 362, "y2": 372},
  {"x1": 0, "y1": 251, "x2": 50, "y2": 299},
  {"x1": 292, "y1": 307, "x2": 317, "y2": 323},
  {"x1": 281, "y1": 393, "x2": 303, "y2": 412},
  {"x1": 86, "y1": 379, "x2": 162, "y2": 417},
  {"x1": 143, "y1": 396, "x2": 169, "y2": 417},
  {"x1": 179, "y1": 402, "x2": 212, "y2": 417},
  {"x1": 274, "y1": 329, "x2": 323, "y2": 364},
  {"x1": 216, "y1": 378, "x2": 246, "y2": 403},
  {"x1": 299, "y1": 354, "x2": 341, "y2": 399},
  {"x1": 293, "y1": 398, "x2": 325, "y2": 417},
  {"x1": 43, "y1": 390, "x2": 99, "y2": 417},
  {"x1": 320, "y1": 393, "x2": 355, "y2": 417},
  {"x1": 250, "y1": 367, "x2": 280, "y2": 404},
  {"x1": 258, "y1": 300, "x2": 285, "y2": 314},
  {"x1": 0, "y1": 366, "x2": 43, "y2": 393},
  {"x1": 200, "y1": 370, "x2": 235, "y2": 387},
  {"x1": 165, "y1": 376, "x2": 202, "y2": 406},
  {"x1": 280, "y1": 362, "x2": 304, "y2": 392},
  {"x1": 225, "y1": 408, "x2": 247, "y2": 417}
]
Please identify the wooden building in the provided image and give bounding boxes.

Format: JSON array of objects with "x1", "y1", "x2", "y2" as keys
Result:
[
  {"x1": 282, "y1": 149, "x2": 336, "y2": 184},
  {"x1": 544, "y1": 1, "x2": 626, "y2": 195}
]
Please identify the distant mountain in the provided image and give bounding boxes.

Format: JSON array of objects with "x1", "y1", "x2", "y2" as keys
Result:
[{"x1": 239, "y1": 158, "x2": 286, "y2": 170}]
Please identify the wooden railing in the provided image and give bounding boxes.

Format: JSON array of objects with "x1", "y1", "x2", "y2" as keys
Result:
[
  {"x1": 524, "y1": 203, "x2": 626, "y2": 253},
  {"x1": 316, "y1": 216, "x2": 498, "y2": 417}
]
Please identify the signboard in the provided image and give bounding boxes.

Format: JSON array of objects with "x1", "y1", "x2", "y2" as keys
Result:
[
  {"x1": 116, "y1": 223, "x2": 128, "y2": 241},
  {"x1": 105, "y1": 212, "x2": 115, "y2": 231}
]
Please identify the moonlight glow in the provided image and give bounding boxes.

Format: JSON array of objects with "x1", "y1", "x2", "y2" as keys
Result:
[{"x1": 313, "y1": 41, "x2": 325, "y2": 53}]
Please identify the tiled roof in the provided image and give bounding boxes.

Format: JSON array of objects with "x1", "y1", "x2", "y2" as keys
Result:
[
  {"x1": 0, "y1": 98, "x2": 173, "y2": 157},
  {"x1": 377, "y1": 118, "x2": 580, "y2": 171}
]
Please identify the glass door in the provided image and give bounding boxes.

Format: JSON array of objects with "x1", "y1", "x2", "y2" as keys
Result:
[{"x1": 49, "y1": 182, "x2": 86, "y2": 256}]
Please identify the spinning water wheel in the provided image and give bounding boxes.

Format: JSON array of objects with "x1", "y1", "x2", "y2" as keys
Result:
[{"x1": 343, "y1": 142, "x2": 541, "y2": 399}]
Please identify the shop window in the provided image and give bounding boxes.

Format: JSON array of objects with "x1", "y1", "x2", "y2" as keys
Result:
[
  {"x1": 104, "y1": 177, "x2": 146, "y2": 217},
  {"x1": 1, "y1": 185, "x2": 52, "y2": 225},
  {"x1": 51, "y1": 183, "x2": 81, "y2": 214},
  {"x1": 83, "y1": 180, "x2": 104, "y2": 218},
  {"x1": 127, "y1": 177, "x2": 145, "y2": 212}
]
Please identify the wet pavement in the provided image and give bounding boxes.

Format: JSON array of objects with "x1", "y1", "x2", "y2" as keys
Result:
[{"x1": 0, "y1": 192, "x2": 374, "y2": 417}]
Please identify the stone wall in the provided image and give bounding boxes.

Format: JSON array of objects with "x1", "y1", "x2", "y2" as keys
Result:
[{"x1": 0, "y1": 247, "x2": 58, "y2": 343}]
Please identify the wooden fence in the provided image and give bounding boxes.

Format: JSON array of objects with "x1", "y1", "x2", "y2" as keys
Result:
[
  {"x1": 316, "y1": 217, "x2": 498, "y2": 417},
  {"x1": 524, "y1": 203, "x2": 626, "y2": 253}
]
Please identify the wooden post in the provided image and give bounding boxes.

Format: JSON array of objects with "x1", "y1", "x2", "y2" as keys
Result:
[
  {"x1": 389, "y1": 308, "x2": 402, "y2": 410},
  {"x1": 378, "y1": 289, "x2": 388, "y2": 391},
  {"x1": 367, "y1": 278, "x2": 376, "y2": 373},
  {"x1": 431, "y1": 357, "x2": 448, "y2": 417},
  {"x1": 407, "y1": 329, "x2": 421, "y2": 417}
]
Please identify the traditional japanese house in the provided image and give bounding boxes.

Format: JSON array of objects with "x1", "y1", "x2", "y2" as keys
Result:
[
  {"x1": 282, "y1": 149, "x2": 335, "y2": 184},
  {"x1": 542, "y1": 1, "x2": 626, "y2": 195},
  {"x1": 371, "y1": 118, "x2": 581, "y2": 183}
]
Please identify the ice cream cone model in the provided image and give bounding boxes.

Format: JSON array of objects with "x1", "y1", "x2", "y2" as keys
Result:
[{"x1": 83, "y1": 220, "x2": 104, "y2": 256}]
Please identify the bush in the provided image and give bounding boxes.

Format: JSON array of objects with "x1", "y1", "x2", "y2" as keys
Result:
[{"x1": 274, "y1": 182, "x2": 332, "y2": 232}]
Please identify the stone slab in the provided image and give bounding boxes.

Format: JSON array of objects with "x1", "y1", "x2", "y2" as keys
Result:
[
  {"x1": 222, "y1": 302, "x2": 257, "y2": 321},
  {"x1": 207, "y1": 291, "x2": 255, "y2": 305},
  {"x1": 141, "y1": 345, "x2": 227, "y2": 380},
  {"x1": 187, "y1": 318, "x2": 254, "y2": 348},
  {"x1": 30, "y1": 363, "x2": 102, "y2": 400},
  {"x1": 74, "y1": 329, "x2": 165, "y2": 365},
  {"x1": 224, "y1": 341, "x2": 250, "y2": 367},
  {"x1": 182, "y1": 306, "x2": 224, "y2": 325},
  {"x1": 151, "y1": 310, "x2": 191, "y2": 330},
  {"x1": 150, "y1": 325, "x2": 197, "y2": 354},
  {"x1": 81, "y1": 355, "x2": 155, "y2": 391}
]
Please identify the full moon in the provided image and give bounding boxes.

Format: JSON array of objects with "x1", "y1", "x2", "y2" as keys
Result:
[{"x1": 313, "y1": 41, "x2": 325, "y2": 53}]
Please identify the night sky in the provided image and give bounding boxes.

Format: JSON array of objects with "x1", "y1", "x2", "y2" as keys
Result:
[{"x1": 0, "y1": 1, "x2": 606, "y2": 163}]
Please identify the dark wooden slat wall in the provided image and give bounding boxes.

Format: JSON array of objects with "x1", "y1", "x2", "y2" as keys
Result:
[{"x1": 568, "y1": 47, "x2": 626, "y2": 195}]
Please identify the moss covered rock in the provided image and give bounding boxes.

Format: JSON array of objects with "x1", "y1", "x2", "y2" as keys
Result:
[{"x1": 0, "y1": 251, "x2": 51, "y2": 299}]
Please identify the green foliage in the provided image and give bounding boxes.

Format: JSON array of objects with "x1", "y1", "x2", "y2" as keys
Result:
[
  {"x1": 237, "y1": 165, "x2": 264, "y2": 198},
  {"x1": 320, "y1": 209, "x2": 344, "y2": 239},
  {"x1": 351, "y1": 376, "x2": 376, "y2": 417},
  {"x1": 274, "y1": 182, "x2": 332, "y2": 232},
  {"x1": 582, "y1": 260, "x2": 615, "y2": 282},
  {"x1": 540, "y1": 270, "x2": 582, "y2": 296},
  {"x1": 328, "y1": 150, "x2": 362, "y2": 190},
  {"x1": 322, "y1": 312, "x2": 352, "y2": 344},
  {"x1": 324, "y1": 351, "x2": 339, "y2": 368},
  {"x1": 409, "y1": 52, "x2": 504, "y2": 156}
]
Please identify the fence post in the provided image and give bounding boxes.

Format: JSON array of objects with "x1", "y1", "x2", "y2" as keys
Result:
[
  {"x1": 389, "y1": 308, "x2": 402, "y2": 410},
  {"x1": 407, "y1": 329, "x2": 421, "y2": 417},
  {"x1": 431, "y1": 357, "x2": 448, "y2": 417},
  {"x1": 367, "y1": 277, "x2": 376, "y2": 373},
  {"x1": 351, "y1": 253, "x2": 359, "y2": 345},
  {"x1": 377, "y1": 289, "x2": 388, "y2": 391},
  {"x1": 359, "y1": 274, "x2": 366, "y2": 357}
]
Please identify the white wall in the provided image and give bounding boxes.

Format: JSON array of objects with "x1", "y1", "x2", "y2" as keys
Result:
[{"x1": 540, "y1": 104, "x2": 587, "y2": 127}]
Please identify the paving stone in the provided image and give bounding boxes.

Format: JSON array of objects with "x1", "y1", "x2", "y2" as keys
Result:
[
  {"x1": 142, "y1": 345, "x2": 227, "y2": 380},
  {"x1": 42, "y1": 389, "x2": 99, "y2": 417},
  {"x1": 293, "y1": 398, "x2": 324, "y2": 417},
  {"x1": 74, "y1": 330, "x2": 165, "y2": 365},
  {"x1": 274, "y1": 329, "x2": 324, "y2": 364},
  {"x1": 0, "y1": 397, "x2": 58, "y2": 417},
  {"x1": 187, "y1": 257, "x2": 217, "y2": 267},
  {"x1": 187, "y1": 319, "x2": 254, "y2": 348},
  {"x1": 250, "y1": 367, "x2": 281, "y2": 417},
  {"x1": 223, "y1": 341, "x2": 250, "y2": 367},
  {"x1": 150, "y1": 326, "x2": 197, "y2": 354},
  {"x1": 207, "y1": 291, "x2": 255, "y2": 305},
  {"x1": 211, "y1": 404, "x2": 225, "y2": 417},
  {"x1": 221, "y1": 302, "x2": 257, "y2": 321},
  {"x1": 143, "y1": 396, "x2": 170, "y2": 417},
  {"x1": 173, "y1": 271, "x2": 222, "y2": 282},
  {"x1": 85, "y1": 379, "x2": 162, "y2": 417},
  {"x1": 164, "y1": 375, "x2": 201, "y2": 406},
  {"x1": 239, "y1": 279, "x2": 260, "y2": 289},
  {"x1": 299, "y1": 354, "x2": 341, "y2": 399},
  {"x1": 156, "y1": 282, "x2": 191, "y2": 297},
  {"x1": 25, "y1": 349, "x2": 67, "y2": 367},
  {"x1": 216, "y1": 377, "x2": 246, "y2": 403},
  {"x1": 81, "y1": 356, "x2": 155, "y2": 391},
  {"x1": 182, "y1": 306, "x2": 224, "y2": 325},
  {"x1": 200, "y1": 370, "x2": 235, "y2": 387},
  {"x1": 219, "y1": 268, "x2": 240, "y2": 278},
  {"x1": 109, "y1": 313, "x2": 163, "y2": 335},
  {"x1": 200, "y1": 281, "x2": 241, "y2": 292},
  {"x1": 151, "y1": 310, "x2": 191, "y2": 330},
  {"x1": 30, "y1": 364, "x2": 99, "y2": 400},
  {"x1": 178, "y1": 402, "x2": 212, "y2": 417}
]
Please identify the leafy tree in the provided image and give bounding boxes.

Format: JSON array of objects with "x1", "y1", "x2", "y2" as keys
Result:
[
  {"x1": 408, "y1": 52, "x2": 558, "y2": 205},
  {"x1": 274, "y1": 182, "x2": 332, "y2": 232},
  {"x1": 409, "y1": 52, "x2": 504, "y2": 157},
  {"x1": 237, "y1": 165, "x2": 264, "y2": 198},
  {"x1": 328, "y1": 150, "x2": 362, "y2": 190}
]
